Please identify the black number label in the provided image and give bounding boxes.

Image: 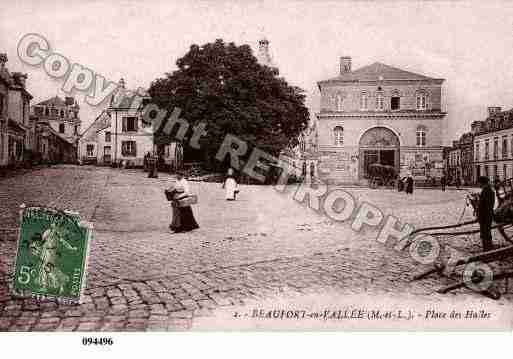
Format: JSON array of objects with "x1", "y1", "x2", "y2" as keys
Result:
[{"x1": 82, "y1": 337, "x2": 114, "y2": 346}]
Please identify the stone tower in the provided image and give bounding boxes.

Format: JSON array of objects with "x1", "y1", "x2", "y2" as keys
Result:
[{"x1": 257, "y1": 37, "x2": 274, "y2": 67}]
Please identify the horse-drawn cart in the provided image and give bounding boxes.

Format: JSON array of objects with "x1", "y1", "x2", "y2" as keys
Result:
[
  {"x1": 406, "y1": 178, "x2": 513, "y2": 299},
  {"x1": 367, "y1": 163, "x2": 397, "y2": 189}
]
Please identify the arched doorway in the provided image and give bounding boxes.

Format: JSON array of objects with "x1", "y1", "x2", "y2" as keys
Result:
[{"x1": 359, "y1": 127, "x2": 400, "y2": 179}]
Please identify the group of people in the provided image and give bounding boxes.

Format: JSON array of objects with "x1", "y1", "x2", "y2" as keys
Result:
[
  {"x1": 166, "y1": 168, "x2": 239, "y2": 233},
  {"x1": 397, "y1": 175, "x2": 414, "y2": 194},
  {"x1": 167, "y1": 167, "x2": 498, "y2": 253}
]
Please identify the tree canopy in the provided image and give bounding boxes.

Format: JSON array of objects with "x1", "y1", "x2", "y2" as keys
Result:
[{"x1": 148, "y1": 39, "x2": 309, "y2": 169}]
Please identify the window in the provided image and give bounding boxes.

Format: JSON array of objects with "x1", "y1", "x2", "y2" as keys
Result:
[
  {"x1": 416, "y1": 126, "x2": 426, "y2": 147},
  {"x1": 336, "y1": 94, "x2": 343, "y2": 111},
  {"x1": 416, "y1": 91, "x2": 427, "y2": 110},
  {"x1": 51, "y1": 108, "x2": 58, "y2": 116},
  {"x1": 59, "y1": 124, "x2": 65, "y2": 133},
  {"x1": 122, "y1": 116, "x2": 138, "y2": 132},
  {"x1": 45, "y1": 107, "x2": 49, "y2": 116},
  {"x1": 360, "y1": 92, "x2": 368, "y2": 110},
  {"x1": 502, "y1": 136, "x2": 508, "y2": 159},
  {"x1": 511, "y1": 137, "x2": 513, "y2": 158},
  {"x1": 376, "y1": 93, "x2": 384, "y2": 111},
  {"x1": 35, "y1": 106, "x2": 43, "y2": 116},
  {"x1": 105, "y1": 131, "x2": 111, "y2": 142},
  {"x1": 333, "y1": 126, "x2": 344, "y2": 146},
  {"x1": 494, "y1": 165, "x2": 498, "y2": 181},
  {"x1": 60, "y1": 109, "x2": 64, "y2": 118},
  {"x1": 504, "y1": 164, "x2": 508, "y2": 181},
  {"x1": 74, "y1": 125, "x2": 78, "y2": 135},
  {"x1": 485, "y1": 140, "x2": 489, "y2": 160},
  {"x1": 493, "y1": 137, "x2": 498, "y2": 159},
  {"x1": 121, "y1": 141, "x2": 137, "y2": 157},
  {"x1": 390, "y1": 96, "x2": 400, "y2": 110},
  {"x1": 86, "y1": 144, "x2": 94, "y2": 157}
]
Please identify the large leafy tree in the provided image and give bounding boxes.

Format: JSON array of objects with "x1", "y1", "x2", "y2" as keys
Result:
[{"x1": 148, "y1": 39, "x2": 309, "y2": 170}]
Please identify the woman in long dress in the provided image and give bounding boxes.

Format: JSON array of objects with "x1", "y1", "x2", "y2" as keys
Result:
[
  {"x1": 169, "y1": 173, "x2": 199, "y2": 233},
  {"x1": 405, "y1": 175, "x2": 414, "y2": 195},
  {"x1": 222, "y1": 168, "x2": 238, "y2": 201}
]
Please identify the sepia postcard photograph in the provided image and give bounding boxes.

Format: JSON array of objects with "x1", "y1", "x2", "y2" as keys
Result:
[{"x1": 1, "y1": 1, "x2": 513, "y2": 351}]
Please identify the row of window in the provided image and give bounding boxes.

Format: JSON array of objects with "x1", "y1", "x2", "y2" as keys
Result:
[
  {"x1": 35, "y1": 106, "x2": 78, "y2": 119},
  {"x1": 332, "y1": 90, "x2": 428, "y2": 112},
  {"x1": 479, "y1": 163, "x2": 512, "y2": 182},
  {"x1": 475, "y1": 135, "x2": 513, "y2": 161},
  {"x1": 332, "y1": 126, "x2": 427, "y2": 147},
  {"x1": 57, "y1": 123, "x2": 79, "y2": 135},
  {"x1": 86, "y1": 141, "x2": 136, "y2": 157}
]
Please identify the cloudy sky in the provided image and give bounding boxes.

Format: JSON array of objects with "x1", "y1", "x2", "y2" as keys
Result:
[{"x1": 2, "y1": 0, "x2": 513, "y2": 143}]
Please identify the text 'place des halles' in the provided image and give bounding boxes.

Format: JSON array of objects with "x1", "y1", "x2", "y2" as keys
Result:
[{"x1": 2, "y1": 7, "x2": 513, "y2": 332}]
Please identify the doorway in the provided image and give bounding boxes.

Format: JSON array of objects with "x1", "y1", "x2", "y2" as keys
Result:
[{"x1": 359, "y1": 127, "x2": 400, "y2": 179}]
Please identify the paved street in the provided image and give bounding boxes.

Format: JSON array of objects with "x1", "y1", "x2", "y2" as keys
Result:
[{"x1": 1, "y1": 166, "x2": 513, "y2": 331}]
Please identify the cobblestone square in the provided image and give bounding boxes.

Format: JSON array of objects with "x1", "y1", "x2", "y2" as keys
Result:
[{"x1": 1, "y1": 165, "x2": 512, "y2": 331}]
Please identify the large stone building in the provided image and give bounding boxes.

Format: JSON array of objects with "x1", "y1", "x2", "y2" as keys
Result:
[
  {"x1": 472, "y1": 106, "x2": 513, "y2": 183},
  {"x1": 0, "y1": 53, "x2": 33, "y2": 169},
  {"x1": 30, "y1": 95, "x2": 81, "y2": 163},
  {"x1": 315, "y1": 57, "x2": 447, "y2": 184}
]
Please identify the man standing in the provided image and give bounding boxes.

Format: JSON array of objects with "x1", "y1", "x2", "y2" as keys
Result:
[
  {"x1": 478, "y1": 176, "x2": 495, "y2": 251},
  {"x1": 441, "y1": 175, "x2": 446, "y2": 192}
]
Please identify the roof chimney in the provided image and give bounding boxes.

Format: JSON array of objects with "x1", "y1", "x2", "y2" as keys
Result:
[
  {"x1": 340, "y1": 56, "x2": 352, "y2": 74},
  {"x1": 65, "y1": 96, "x2": 74, "y2": 106},
  {"x1": 12, "y1": 72, "x2": 27, "y2": 87}
]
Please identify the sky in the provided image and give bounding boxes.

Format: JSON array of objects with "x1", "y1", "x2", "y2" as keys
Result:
[{"x1": 2, "y1": 0, "x2": 513, "y2": 144}]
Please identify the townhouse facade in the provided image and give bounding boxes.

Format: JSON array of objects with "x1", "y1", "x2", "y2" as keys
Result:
[
  {"x1": 473, "y1": 107, "x2": 513, "y2": 183},
  {"x1": 30, "y1": 95, "x2": 81, "y2": 164},
  {"x1": 78, "y1": 79, "x2": 183, "y2": 170},
  {"x1": 0, "y1": 53, "x2": 33, "y2": 169},
  {"x1": 315, "y1": 57, "x2": 447, "y2": 184}
]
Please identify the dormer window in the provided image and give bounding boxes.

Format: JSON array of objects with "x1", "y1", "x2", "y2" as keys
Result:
[{"x1": 391, "y1": 90, "x2": 400, "y2": 111}]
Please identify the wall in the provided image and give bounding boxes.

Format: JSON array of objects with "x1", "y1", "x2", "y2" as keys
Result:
[{"x1": 319, "y1": 81, "x2": 443, "y2": 113}]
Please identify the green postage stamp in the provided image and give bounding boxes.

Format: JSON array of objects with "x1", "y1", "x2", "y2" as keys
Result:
[{"x1": 12, "y1": 206, "x2": 93, "y2": 305}]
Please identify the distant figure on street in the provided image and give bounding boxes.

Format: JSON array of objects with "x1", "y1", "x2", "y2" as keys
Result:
[
  {"x1": 441, "y1": 175, "x2": 446, "y2": 192},
  {"x1": 168, "y1": 172, "x2": 199, "y2": 233},
  {"x1": 222, "y1": 168, "x2": 239, "y2": 201},
  {"x1": 405, "y1": 175, "x2": 414, "y2": 195},
  {"x1": 478, "y1": 176, "x2": 495, "y2": 251},
  {"x1": 455, "y1": 176, "x2": 461, "y2": 189}
]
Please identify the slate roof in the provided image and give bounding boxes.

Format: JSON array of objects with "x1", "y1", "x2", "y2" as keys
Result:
[
  {"x1": 319, "y1": 62, "x2": 444, "y2": 84},
  {"x1": 36, "y1": 96, "x2": 67, "y2": 107}
]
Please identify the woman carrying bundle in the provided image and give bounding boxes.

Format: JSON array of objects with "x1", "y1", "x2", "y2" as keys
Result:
[{"x1": 167, "y1": 172, "x2": 199, "y2": 233}]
